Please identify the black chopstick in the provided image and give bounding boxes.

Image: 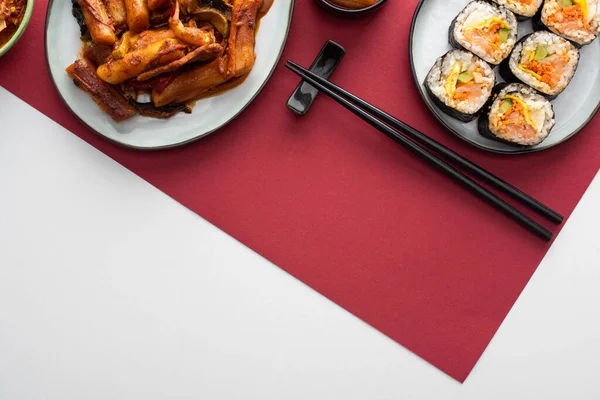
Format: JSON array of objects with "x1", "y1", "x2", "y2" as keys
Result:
[
  {"x1": 285, "y1": 61, "x2": 554, "y2": 241},
  {"x1": 286, "y1": 61, "x2": 563, "y2": 226}
]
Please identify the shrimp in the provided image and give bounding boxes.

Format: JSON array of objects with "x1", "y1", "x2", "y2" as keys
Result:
[
  {"x1": 505, "y1": 123, "x2": 536, "y2": 139},
  {"x1": 500, "y1": 105, "x2": 536, "y2": 139},
  {"x1": 169, "y1": 0, "x2": 215, "y2": 47},
  {"x1": 464, "y1": 29, "x2": 497, "y2": 55},
  {"x1": 547, "y1": 57, "x2": 568, "y2": 86},
  {"x1": 453, "y1": 82, "x2": 484, "y2": 102}
]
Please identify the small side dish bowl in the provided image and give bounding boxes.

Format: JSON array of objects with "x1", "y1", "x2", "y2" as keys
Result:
[
  {"x1": 315, "y1": 0, "x2": 387, "y2": 18},
  {"x1": 0, "y1": 0, "x2": 34, "y2": 57}
]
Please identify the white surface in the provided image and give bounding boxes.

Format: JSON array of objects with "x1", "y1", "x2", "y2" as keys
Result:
[
  {"x1": 45, "y1": 0, "x2": 293, "y2": 149},
  {"x1": 411, "y1": 0, "x2": 600, "y2": 154},
  {"x1": 0, "y1": 87, "x2": 599, "y2": 399}
]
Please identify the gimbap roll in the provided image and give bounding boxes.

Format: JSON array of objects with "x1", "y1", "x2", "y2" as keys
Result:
[
  {"x1": 425, "y1": 50, "x2": 496, "y2": 122},
  {"x1": 449, "y1": 1, "x2": 518, "y2": 65},
  {"x1": 479, "y1": 83, "x2": 555, "y2": 146},
  {"x1": 534, "y1": 0, "x2": 600, "y2": 47},
  {"x1": 500, "y1": 32, "x2": 579, "y2": 98},
  {"x1": 491, "y1": 0, "x2": 543, "y2": 19}
]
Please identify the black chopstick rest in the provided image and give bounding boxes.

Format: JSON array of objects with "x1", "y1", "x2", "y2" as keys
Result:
[{"x1": 286, "y1": 40, "x2": 346, "y2": 116}]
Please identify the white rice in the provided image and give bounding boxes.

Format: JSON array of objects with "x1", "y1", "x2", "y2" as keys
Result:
[
  {"x1": 542, "y1": 0, "x2": 600, "y2": 45},
  {"x1": 427, "y1": 50, "x2": 495, "y2": 114},
  {"x1": 452, "y1": 1, "x2": 518, "y2": 64},
  {"x1": 488, "y1": 84, "x2": 555, "y2": 146},
  {"x1": 508, "y1": 31, "x2": 579, "y2": 96},
  {"x1": 491, "y1": 0, "x2": 543, "y2": 17}
]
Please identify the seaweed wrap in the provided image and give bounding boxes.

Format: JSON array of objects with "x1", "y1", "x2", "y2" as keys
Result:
[
  {"x1": 491, "y1": 0, "x2": 544, "y2": 20},
  {"x1": 425, "y1": 49, "x2": 496, "y2": 122},
  {"x1": 500, "y1": 31, "x2": 579, "y2": 99},
  {"x1": 449, "y1": 1, "x2": 519, "y2": 64},
  {"x1": 533, "y1": 0, "x2": 600, "y2": 47},
  {"x1": 479, "y1": 83, "x2": 555, "y2": 146}
]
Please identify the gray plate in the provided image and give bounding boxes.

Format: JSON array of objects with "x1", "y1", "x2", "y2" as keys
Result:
[
  {"x1": 409, "y1": 0, "x2": 600, "y2": 154},
  {"x1": 45, "y1": 0, "x2": 295, "y2": 150}
]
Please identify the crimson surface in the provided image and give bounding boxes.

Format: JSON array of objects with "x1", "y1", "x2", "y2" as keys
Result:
[{"x1": 1, "y1": 0, "x2": 599, "y2": 382}]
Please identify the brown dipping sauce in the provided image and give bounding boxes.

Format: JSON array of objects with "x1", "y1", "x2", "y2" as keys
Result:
[{"x1": 325, "y1": 0, "x2": 378, "y2": 9}]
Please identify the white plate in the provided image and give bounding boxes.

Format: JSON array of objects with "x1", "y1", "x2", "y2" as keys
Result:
[
  {"x1": 410, "y1": 0, "x2": 600, "y2": 154},
  {"x1": 45, "y1": 0, "x2": 294, "y2": 150}
]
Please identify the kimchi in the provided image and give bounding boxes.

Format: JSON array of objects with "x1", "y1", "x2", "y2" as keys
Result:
[
  {"x1": 0, "y1": 0, "x2": 26, "y2": 48},
  {"x1": 66, "y1": 0, "x2": 269, "y2": 121}
]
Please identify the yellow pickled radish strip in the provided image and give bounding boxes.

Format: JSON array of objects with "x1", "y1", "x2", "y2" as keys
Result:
[
  {"x1": 504, "y1": 95, "x2": 537, "y2": 129},
  {"x1": 574, "y1": 0, "x2": 588, "y2": 19},
  {"x1": 465, "y1": 16, "x2": 510, "y2": 30},
  {"x1": 518, "y1": 64, "x2": 543, "y2": 80},
  {"x1": 444, "y1": 63, "x2": 462, "y2": 96},
  {"x1": 527, "y1": 50, "x2": 535, "y2": 63}
]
